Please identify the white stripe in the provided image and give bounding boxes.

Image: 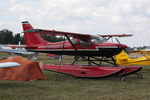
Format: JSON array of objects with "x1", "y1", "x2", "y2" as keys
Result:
[
  {"x1": 27, "y1": 47, "x2": 119, "y2": 52},
  {"x1": 28, "y1": 49, "x2": 98, "y2": 51},
  {"x1": 97, "y1": 46, "x2": 118, "y2": 48}
]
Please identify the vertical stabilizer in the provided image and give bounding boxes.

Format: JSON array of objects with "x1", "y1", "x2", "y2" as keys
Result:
[{"x1": 22, "y1": 21, "x2": 49, "y2": 46}]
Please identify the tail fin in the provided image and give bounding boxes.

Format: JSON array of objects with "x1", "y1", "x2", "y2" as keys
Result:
[
  {"x1": 22, "y1": 21, "x2": 49, "y2": 46},
  {"x1": 115, "y1": 50, "x2": 131, "y2": 65}
]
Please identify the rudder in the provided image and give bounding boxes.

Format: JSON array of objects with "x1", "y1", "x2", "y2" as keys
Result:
[{"x1": 22, "y1": 21, "x2": 49, "y2": 46}]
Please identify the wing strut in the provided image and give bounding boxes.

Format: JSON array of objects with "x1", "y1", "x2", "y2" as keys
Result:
[{"x1": 65, "y1": 35, "x2": 78, "y2": 53}]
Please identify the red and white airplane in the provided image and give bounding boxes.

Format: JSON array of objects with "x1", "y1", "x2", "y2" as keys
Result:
[{"x1": 21, "y1": 21, "x2": 142, "y2": 79}]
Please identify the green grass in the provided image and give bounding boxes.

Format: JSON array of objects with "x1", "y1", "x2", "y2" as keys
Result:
[{"x1": 0, "y1": 53, "x2": 150, "y2": 100}]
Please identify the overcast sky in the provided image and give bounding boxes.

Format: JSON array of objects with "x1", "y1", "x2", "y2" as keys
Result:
[{"x1": 0, "y1": 0, "x2": 150, "y2": 47}]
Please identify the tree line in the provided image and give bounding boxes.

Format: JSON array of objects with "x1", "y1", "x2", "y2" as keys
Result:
[
  {"x1": 0, "y1": 29, "x2": 65, "y2": 45},
  {"x1": 0, "y1": 29, "x2": 24, "y2": 44}
]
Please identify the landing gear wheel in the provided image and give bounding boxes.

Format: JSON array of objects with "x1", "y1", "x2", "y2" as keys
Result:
[
  {"x1": 120, "y1": 77, "x2": 126, "y2": 81},
  {"x1": 137, "y1": 73, "x2": 143, "y2": 79}
]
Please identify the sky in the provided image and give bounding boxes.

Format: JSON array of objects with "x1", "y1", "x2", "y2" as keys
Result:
[{"x1": 0, "y1": 0, "x2": 150, "y2": 47}]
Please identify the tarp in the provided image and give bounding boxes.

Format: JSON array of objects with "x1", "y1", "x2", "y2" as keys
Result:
[{"x1": 0, "y1": 56, "x2": 45, "y2": 81}]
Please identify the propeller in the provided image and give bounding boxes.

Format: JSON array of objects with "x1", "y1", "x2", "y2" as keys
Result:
[{"x1": 115, "y1": 38, "x2": 130, "y2": 54}]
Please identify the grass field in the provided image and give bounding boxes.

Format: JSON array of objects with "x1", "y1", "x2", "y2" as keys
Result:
[{"x1": 0, "y1": 53, "x2": 150, "y2": 100}]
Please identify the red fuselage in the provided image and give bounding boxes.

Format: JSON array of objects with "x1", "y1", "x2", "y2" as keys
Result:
[{"x1": 26, "y1": 37, "x2": 127, "y2": 57}]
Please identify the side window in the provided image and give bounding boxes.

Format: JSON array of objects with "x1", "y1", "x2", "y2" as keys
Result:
[
  {"x1": 80, "y1": 39, "x2": 90, "y2": 48},
  {"x1": 71, "y1": 39, "x2": 78, "y2": 45},
  {"x1": 91, "y1": 35, "x2": 106, "y2": 44}
]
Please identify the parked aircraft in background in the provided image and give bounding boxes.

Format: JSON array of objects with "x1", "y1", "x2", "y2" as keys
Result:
[
  {"x1": 0, "y1": 45, "x2": 38, "y2": 59},
  {"x1": 116, "y1": 50, "x2": 150, "y2": 65},
  {"x1": 47, "y1": 54, "x2": 60, "y2": 59}
]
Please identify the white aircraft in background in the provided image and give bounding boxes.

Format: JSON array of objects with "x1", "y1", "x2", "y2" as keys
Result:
[{"x1": 0, "y1": 45, "x2": 38, "y2": 59}]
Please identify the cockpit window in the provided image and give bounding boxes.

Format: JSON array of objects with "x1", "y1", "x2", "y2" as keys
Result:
[
  {"x1": 91, "y1": 35, "x2": 106, "y2": 44},
  {"x1": 80, "y1": 39, "x2": 90, "y2": 48},
  {"x1": 71, "y1": 39, "x2": 78, "y2": 45}
]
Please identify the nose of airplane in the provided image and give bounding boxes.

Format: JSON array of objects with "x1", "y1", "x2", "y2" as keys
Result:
[
  {"x1": 119, "y1": 44, "x2": 127, "y2": 49},
  {"x1": 97, "y1": 42, "x2": 127, "y2": 49},
  {"x1": 96, "y1": 42, "x2": 128, "y2": 56}
]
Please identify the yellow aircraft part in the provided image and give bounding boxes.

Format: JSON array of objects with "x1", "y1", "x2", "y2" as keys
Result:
[
  {"x1": 115, "y1": 51, "x2": 150, "y2": 65},
  {"x1": 131, "y1": 50, "x2": 150, "y2": 55}
]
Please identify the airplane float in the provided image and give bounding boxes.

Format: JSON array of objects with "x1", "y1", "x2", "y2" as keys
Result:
[{"x1": 20, "y1": 21, "x2": 142, "y2": 79}]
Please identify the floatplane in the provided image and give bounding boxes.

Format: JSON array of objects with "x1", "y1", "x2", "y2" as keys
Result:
[{"x1": 18, "y1": 21, "x2": 142, "y2": 79}]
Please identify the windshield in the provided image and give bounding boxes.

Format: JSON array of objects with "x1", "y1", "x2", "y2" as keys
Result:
[{"x1": 91, "y1": 35, "x2": 106, "y2": 44}]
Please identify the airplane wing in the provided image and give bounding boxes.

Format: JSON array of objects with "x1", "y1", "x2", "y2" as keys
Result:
[
  {"x1": 23, "y1": 29, "x2": 91, "y2": 39},
  {"x1": 0, "y1": 45, "x2": 38, "y2": 59},
  {"x1": 24, "y1": 29, "x2": 133, "y2": 40},
  {"x1": 98, "y1": 34, "x2": 133, "y2": 41},
  {"x1": 131, "y1": 50, "x2": 150, "y2": 55},
  {"x1": 6, "y1": 44, "x2": 26, "y2": 49},
  {"x1": 0, "y1": 45, "x2": 34, "y2": 55},
  {"x1": 0, "y1": 62, "x2": 20, "y2": 68},
  {"x1": 99, "y1": 34, "x2": 133, "y2": 37},
  {"x1": 0, "y1": 48, "x2": 31, "y2": 54}
]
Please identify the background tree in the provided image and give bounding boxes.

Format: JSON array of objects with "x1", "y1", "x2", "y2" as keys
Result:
[
  {"x1": 0, "y1": 29, "x2": 14, "y2": 44},
  {"x1": 0, "y1": 29, "x2": 65, "y2": 45},
  {"x1": 0, "y1": 29, "x2": 24, "y2": 44}
]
